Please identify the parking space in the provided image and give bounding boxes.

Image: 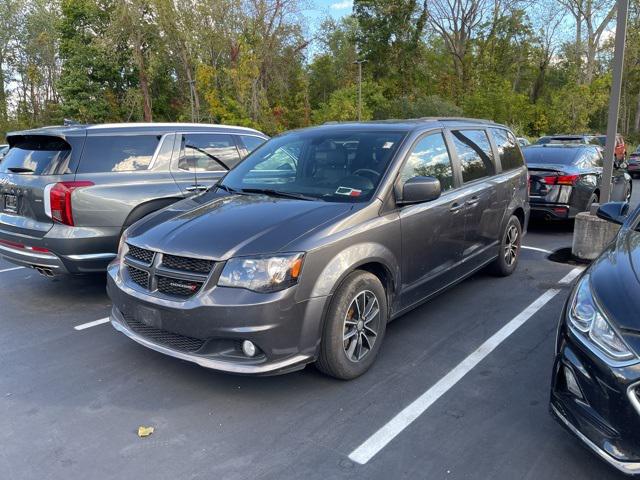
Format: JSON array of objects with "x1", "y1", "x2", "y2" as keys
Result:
[{"x1": 1, "y1": 182, "x2": 638, "y2": 480}]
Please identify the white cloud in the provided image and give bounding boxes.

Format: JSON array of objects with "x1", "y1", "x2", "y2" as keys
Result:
[{"x1": 330, "y1": 0, "x2": 352, "y2": 10}]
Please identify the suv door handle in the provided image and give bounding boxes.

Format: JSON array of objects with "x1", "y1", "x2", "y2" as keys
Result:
[
  {"x1": 449, "y1": 202, "x2": 465, "y2": 213},
  {"x1": 465, "y1": 196, "x2": 480, "y2": 206},
  {"x1": 186, "y1": 185, "x2": 208, "y2": 192}
]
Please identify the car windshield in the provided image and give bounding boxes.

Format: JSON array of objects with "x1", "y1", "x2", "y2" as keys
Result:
[{"x1": 219, "y1": 129, "x2": 406, "y2": 202}]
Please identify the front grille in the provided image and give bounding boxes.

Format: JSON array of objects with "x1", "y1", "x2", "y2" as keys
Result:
[
  {"x1": 122, "y1": 313, "x2": 205, "y2": 352},
  {"x1": 122, "y1": 248, "x2": 213, "y2": 300},
  {"x1": 127, "y1": 265, "x2": 149, "y2": 289},
  {"x1": 127, "y1": 244, "x2": 154, "y2": 264},
  {"x1": 162, "y1": 254, "x2": 214, "y2": 274},
  {"x1": 157, "y1": 275, "x2": 204, "y2": 297}
]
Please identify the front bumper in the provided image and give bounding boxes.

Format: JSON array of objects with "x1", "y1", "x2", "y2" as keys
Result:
[
  {"x1": 107, "y1": 264, "x2": 330, "y2": 375},
  {"x1": 551, "y1": 307, "x2": 640, "y2": 474},
  {"x1": 0, "y1": 224, "x2": 119, "y2": 274}
]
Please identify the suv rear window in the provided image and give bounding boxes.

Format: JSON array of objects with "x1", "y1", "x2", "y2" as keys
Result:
[
  {"x1": 78, "y1": 135, "x2": 159, "y2": 173},
  {"x1": 491, "y1": 128, "x2": 524, "y2": 171},
  {"x1": 1, "y1": 136, "x2": 72, "y2": 175}
]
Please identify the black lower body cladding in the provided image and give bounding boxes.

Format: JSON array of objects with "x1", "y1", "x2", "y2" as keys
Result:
[
  {"x1": 551, "y1": 308, "x2": 640, "y2": 474},
  {"x1": 106, "y1": 264, "x2": 330, "y2": 375}
]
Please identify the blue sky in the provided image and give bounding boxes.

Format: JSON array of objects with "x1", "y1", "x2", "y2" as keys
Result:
[{"x1": 302, "y1": 0, "x2": 352, "y2": 29}]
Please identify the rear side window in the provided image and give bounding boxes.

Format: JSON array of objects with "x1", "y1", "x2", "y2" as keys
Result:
[
  {"x1": 1, "y1": 136, "x2": 72, "y2": 175},
  {"x1": 78, "y1": 135, "x2": 159, "y2": 173},
  {"x1": 451, "y1": 129, "x2": 495, "y2": 183},
  {"x1": 240, "y1": 135, "x2": 266, "y2": 154},
  {"x1": 491, "y1": 128, "x2": 524, "y2": 171},
  {"x1": 400, "y1": 132, "x2": 454, "y2": 191},
  {"x1": 178, "y1": 134, "x2": 241, "y2": 172}
]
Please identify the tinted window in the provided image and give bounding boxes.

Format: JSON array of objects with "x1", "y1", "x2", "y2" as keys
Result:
[
  {"x1": 491, "y1": 128, "x2": 524, "y2": 171},
  {"x1": 78, "y1": 135, "x2": 158, "y2": 173},
  {"x1": 221, "y1": 130, "x2": 405, "y2": 203},
  {"x1": 400, "y1": 132, "x2": 454, "y2": 191},
  {"x1": 240, "y1": 135, "x2": 267, "y2": 154},
  {"x1": 1, "y1": 136, "x2": 71, "y2": 175},
  {"x1": 179, "y1": 134, "x2": 240, "y2": 172},
  {"x1": 451, "y1": 129, "x2": 495, "y2": 182}
]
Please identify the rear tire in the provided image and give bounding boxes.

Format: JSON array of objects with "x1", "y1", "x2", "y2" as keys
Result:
[
  {"x1": 316, "y1": 271, "x2": 387, "y2": 380},
  {"x1": 489, "y1": 215, "x2": 522, "y2": 277},
  {"x1": 586, "y1": 193, "x2": 599, "y2": 212}
]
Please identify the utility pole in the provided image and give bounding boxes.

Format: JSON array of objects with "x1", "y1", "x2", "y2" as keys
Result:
[
  {"x1": 353, "y1": 59, "x2": 366, "y2": 121},
  {"x1": 601, "y1": 0, "x2": 629, "y2": 204}
]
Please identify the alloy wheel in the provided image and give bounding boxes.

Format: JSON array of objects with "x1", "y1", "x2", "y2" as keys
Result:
[
  {"x1": 504, "y1": 224, "x2": 520, "y2": 266},
  {"x1": 343, "y1": 290, "x2": 380, "y2": 362}
]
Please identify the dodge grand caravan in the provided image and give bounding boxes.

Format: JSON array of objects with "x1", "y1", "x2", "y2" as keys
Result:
[
  {"x1": 107, "y1": 119, "x2": 530, "y2": 379},
  {"x1": 0, "y1": 123, "x2": 267, "y2": 276}
]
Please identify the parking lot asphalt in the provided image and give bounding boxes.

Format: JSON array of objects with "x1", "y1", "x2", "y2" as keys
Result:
[{"x1": 1, "y1": 182, "x2": 638, "y2": 480}]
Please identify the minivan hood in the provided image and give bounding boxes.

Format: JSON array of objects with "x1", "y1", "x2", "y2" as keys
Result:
[
  {"x1": 589, "y1": 228, "x2": 640, "y2": 347},
  {"x1": 126, "y1": 192, "x2": 354, "y2": 260}
]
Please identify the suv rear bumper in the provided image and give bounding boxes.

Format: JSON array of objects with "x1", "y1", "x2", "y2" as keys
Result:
[{"x1": 0, "y1": 224, "x2": 120, "y2": 274}]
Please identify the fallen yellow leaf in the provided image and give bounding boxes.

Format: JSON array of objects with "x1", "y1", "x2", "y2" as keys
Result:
[{"x1": 137, "y1": 426, "x2": 154, "y2": 437}]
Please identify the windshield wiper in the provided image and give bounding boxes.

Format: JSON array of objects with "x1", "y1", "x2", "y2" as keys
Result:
[
  {"x1": 217, "y1": 183, "x2": 243, "y2": 195},
  {"x1": 240, "y1": 188, "x2": 317, "y2": 201},
  {"x1": 6, "y1": 167, "x2": 34, "y2": 173}
]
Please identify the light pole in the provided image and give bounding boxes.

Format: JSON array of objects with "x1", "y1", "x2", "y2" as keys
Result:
[
  {"x1": 353, "y1": 59, "x2": 366, "y2": 121},
  {"x1": 601, "y1": 0, "x2": 629, "y2": 204}
]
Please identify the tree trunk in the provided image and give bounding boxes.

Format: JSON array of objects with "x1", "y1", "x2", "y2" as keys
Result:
[
  {"x1": 134, "y1": 40, "x2": 152, "y2": 122},
  {"x1": 0, "y1": 53, "x2": 7, "y2": 124}
]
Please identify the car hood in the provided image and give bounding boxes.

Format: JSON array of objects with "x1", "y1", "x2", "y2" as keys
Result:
[
  {"x1": 589, "y1": 228, "x2": 640, "y2": 349},
  {"x1": 126, "y1": 192, "x2": 354, "y2": 260}
]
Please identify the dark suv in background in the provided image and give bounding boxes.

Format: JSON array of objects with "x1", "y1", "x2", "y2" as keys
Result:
[
  {"x1": 0, "y1": 123, "x2": 267, "y2": 276},
  {"x1": 107, "y1": 118, "x2": 529, "y2": 379}
]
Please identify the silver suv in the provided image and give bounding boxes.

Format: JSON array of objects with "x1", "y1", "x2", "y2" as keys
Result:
[{"x1": 0, "y1": 123, "x2": 267, "y2": 276}]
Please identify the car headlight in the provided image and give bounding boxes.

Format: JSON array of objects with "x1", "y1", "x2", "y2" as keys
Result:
[
  {"x1": 218, "y1": 253, "x2": 305, "y2": 293},
  {"x1": 113, "y1": 230, "x2": 130, "y2": 269},
  {"x1": 568, "y1": 274, "x2": 635, "y2": 361}
]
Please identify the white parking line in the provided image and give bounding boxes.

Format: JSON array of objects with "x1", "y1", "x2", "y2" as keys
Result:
[
  {"x1": 348, "y1": 266, "x2": 585, "y2": 465},
  {"x1": 74, "y1": 317, "x2": 110, "y2": 331},
  {"x1": 522, "y1": 245, "x2": 553, "y2": 254},
  {"x1": 0, "y1": 266, "x2": 25, "y2": 274}
]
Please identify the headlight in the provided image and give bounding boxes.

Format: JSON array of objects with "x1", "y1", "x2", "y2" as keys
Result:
[
  {"x1": 114, "y1": 230, "x2": 130, "y2": 269},
  {"x1": 568, "y1": 275, "x2": 635, "y2": 361},
  {"x1": 218, "y1": 253, "x2": 305, "y2": 293}
]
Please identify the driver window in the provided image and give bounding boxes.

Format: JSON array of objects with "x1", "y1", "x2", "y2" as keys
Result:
[{"x1": 400, "y1": 132, "x2": 455, "y2": 191}]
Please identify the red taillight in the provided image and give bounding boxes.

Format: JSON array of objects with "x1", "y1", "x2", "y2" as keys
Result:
[
  {"x1": 542, "y1": 174, "x2": 579, "y2": 186},
  {"x1": 48, "y1": 181, "x2": 94, "y2": 226}
]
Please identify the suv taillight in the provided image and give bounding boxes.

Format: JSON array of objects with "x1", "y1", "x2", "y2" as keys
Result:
[{"x1": 45, "y1": 181, "x2": 94, "y2": 226}]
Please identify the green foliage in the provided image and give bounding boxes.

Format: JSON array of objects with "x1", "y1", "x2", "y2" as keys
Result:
[{"x1": 2, "y1": 0, "x2": 640, "y2": 141}]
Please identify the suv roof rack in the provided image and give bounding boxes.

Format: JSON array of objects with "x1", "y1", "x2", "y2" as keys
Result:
[{"x1": 417, "y1": 117, "x2": 496, "y2": 124}]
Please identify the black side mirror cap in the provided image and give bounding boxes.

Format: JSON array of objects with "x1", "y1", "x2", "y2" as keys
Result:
[
  {"x1": 397, "y1": 176, "x2": 442, "y2": 205},
  {"x1": 596, "y1": 202, "x2": 629, "y2": 225}
]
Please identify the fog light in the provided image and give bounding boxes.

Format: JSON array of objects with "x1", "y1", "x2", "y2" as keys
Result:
[
  {"x1": 242, "y1": 340, "x2": 257, "y2": 357},
  {"x1": 564, "y1": 366, "x2": 583, "y2": 399}
]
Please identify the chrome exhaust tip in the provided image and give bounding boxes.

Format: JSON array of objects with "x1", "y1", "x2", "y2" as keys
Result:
[{"x1": 35, "y1": 266, "x2": 55, "y2": 278}]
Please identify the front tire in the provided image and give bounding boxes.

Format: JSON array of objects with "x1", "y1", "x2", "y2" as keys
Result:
[
  {"x1": 489, "y1": 215, "x2": 522, "y2": 277},
  {"x1": 316, "y1": 271, "x2": 388, "y2": 380}
]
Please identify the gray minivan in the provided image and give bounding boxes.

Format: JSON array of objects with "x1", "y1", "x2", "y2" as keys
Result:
[
  {"x1": 107, "y1": 118, "x2": 530, "y2": 379},
  {"x1": 0, "y1": 123, "x2": 267, "y2": 275}
]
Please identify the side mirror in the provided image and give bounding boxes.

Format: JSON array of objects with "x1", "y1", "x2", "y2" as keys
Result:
[
  {"x1": 397, "y1": 176, "x2": 441, "y2": 205},
  {"x1": 596, "y1": 202, "x2": 629, "y2": 225}
]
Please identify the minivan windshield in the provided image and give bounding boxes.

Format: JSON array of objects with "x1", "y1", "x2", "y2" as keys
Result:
[
  {"x1": 220, "y1": 129, "x2": 406, "y2": 202},
  {"x1": 1, "y1": 136, "x2": 71, "y2": 175}
]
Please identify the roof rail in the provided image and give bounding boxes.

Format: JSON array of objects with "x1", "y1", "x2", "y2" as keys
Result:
[{"x1": 417, "y1": 117, "x2": 497, "y2": 124}]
